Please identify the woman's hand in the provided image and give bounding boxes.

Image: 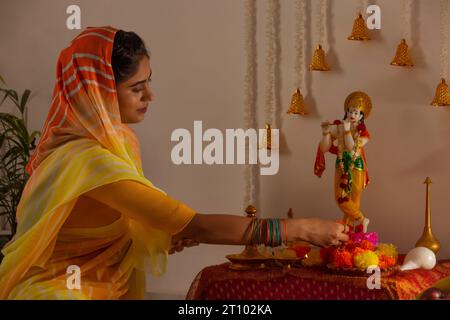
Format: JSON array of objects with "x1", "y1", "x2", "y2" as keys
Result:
[
  {"x1": 289, "y1": 218, "x2": 349, "y2": 247},
  {"x1": 169, "y1": 238, "x2": 200, "y2": 255}
]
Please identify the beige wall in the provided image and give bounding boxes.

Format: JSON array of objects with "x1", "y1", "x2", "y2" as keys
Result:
[{"x1": 1, "y1": 0, "x2": 449, "y2": 297}]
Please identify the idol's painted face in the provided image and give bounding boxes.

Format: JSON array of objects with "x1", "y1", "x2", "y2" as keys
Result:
[
  {"x1": 346, "y1": 107, "x2": 363, "y2": 123},
  {"x1": 116, "y1": 57, "x2": 154, "y2": 124}
]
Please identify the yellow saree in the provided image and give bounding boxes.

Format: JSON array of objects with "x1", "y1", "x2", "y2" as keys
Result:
[{"x1": 0, "y1": 26, "x2": 192, "y2": 299}]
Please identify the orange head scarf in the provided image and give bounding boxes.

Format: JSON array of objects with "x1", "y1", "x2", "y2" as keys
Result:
[{"x1": 26, "y1": 26, "x2": 142, "y2": 176}]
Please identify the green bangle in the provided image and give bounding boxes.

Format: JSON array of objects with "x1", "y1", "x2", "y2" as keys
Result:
[
  {"x1": 273, "y1": 218, "x2": 279, "y2": 247},
  {"x1": 268, "y1": 219, "x2": 274, "y2": 247},
  {"x1": 274, "y1": 219, "x2": 280, "y2": 247}
]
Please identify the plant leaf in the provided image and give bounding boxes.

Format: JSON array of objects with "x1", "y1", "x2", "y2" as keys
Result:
[{"x1": 19, "y1": 89, "x2": 31, "y2": 114}]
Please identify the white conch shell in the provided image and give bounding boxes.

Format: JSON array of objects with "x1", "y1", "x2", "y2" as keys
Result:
[{"x1": 400, "y1": 247, "x2": 437, "y2": 271}]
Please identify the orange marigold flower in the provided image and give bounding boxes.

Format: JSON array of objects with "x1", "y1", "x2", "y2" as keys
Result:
[
  {"x1": 359, "y1": 240, "x2": 375, "y2": 251},
  {"x1": 350, "y1": 247, "x2": 366, "y2": 256},
  {"x1": 378, "y1": 254, "x2": 397, "y2": 269},
  {"x1": 332, "y1": 249, "x2": 354, "y2": 268}
]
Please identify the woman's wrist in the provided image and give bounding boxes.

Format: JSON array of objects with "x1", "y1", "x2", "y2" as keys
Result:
[{"x1": 286, "y1": 218, "x2": 307, "y2": 243}]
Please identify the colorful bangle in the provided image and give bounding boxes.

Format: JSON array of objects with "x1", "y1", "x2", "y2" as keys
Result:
[
  {"x1": 260, "y1": 219, "x2": 266, "y2": 245},
  {"x1": 275, "y1": 219, "x2": 280, "y2": 247},
  {"x1": 252, "y1": 218, "x2": 260, "y2": 245},
  {"x1": 272, "y1": 219, "x2": 276, "y2": 247},
  {"x1": 278, "y1": 219, "x2": 283, "y2": 247},
  {"x1": 266, "y1": 219, "x2": 273, "y2": 246}
]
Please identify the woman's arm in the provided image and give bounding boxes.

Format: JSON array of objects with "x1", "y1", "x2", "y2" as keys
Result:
[
  {"x1": 85, "y1": 180, "x2": 348, "y2": 248},
  {"x1": 174, "y1": 214, "x2": 349, "y2": 248}
]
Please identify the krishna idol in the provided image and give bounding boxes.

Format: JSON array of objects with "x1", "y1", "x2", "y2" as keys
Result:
[{"x1": 314, "y1": 91, "x2": 372, "y2": 233}]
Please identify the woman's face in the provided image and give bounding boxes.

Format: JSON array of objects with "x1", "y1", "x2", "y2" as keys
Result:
[
  {"x1": 346, "y1": 107, "x2": 363, "y2": 123},
  {"x1": 116, "y1": 56, "x2": 154, "y2": 124}
]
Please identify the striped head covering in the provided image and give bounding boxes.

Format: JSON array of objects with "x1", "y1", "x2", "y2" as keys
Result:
[{"x1": 26, "y1": 25, "x2": 142, "y2": 176}]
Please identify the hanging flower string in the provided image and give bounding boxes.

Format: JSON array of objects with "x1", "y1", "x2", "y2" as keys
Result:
[
  {"x1": 310, "y1": 0, "x2": 330, "y2": 70},
  {"x1": 402, "y1": 0, "x2": 412, "y2": 44},
  {"x1": 243, "y1": 0, "x2": 259, "y2": 208},
  {"x1": 317, "y1": 0, "x2": 326, "y2": 46},
  {"x1": 440, "y1": 0, "x2": 449, "y2": 80},
  {"x1": 390, "y1": 0, "x2": 414, "y2": 67},
  {"x1": 431, "y1": 0, "x2": 450, "y2": 106},
  {"x1": 294, "y1": 0, "x2": 306, "y2": 92},
  {"x1": 264, "y1": 0, "x2": 277, "y2": 127},
  {"x1": 357, "y1": 0, "x2": 369, "y2": 16},
  {"x1": 287, "y1": 0, "x2": 308, "y2": 115}
]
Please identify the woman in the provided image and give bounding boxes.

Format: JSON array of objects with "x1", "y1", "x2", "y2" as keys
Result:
[
  {"x1": 0, "y1": 26, "x2": 348, "y2": 299},
  {"x1": 315, "y1": 91, "x2": 372, "y2": 232}
]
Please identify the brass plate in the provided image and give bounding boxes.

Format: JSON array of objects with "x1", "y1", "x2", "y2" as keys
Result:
[{"x1": 226, "y1": 254, "x2": 270, "y2": 265}]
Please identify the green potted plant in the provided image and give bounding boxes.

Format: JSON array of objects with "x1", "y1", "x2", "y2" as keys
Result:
[{"x1": 0, "y1": 74, "x2": 41, "y2": 261}]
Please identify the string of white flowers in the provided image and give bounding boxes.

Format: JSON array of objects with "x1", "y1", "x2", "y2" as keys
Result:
[
  {"x1": 243, "y1": 0, "x2": 258, "y2": 208},
  {"x1": 440, "y1": 0, "x2": 449, "y2": 79},
  {"x1": 363, "y1": 0, "x2": 369, "y2": 14},
  {"x1": 316, "y1": 0, "x2": 326, "y2": 46},
  {"x1": 402, "y1": 0, "x2": 412, "y2": 44},
  {"x1": 357, "y1": 0, "x2": 368, "y2": 15},
  {"x1": 294, "y1": 0, "x2": 306, "y2": 91},
  {"x1": 264, "y1": 0, "x2": 277, "y2": 126}
]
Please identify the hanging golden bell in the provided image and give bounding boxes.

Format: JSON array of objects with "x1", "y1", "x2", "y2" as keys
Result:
[
  {"x1": 287, "y1": 88, "x2": 308, "y2": 115},
  {"x1": 415, "y1": 177, "x2": 441, "y2": 253},
  {"x1": 260, "y1": 123, "x2": 272, "y2": 150},
  {"x1": 431, "y1": 78, "x2": 450, "y2": 107},
  {"x1": 390, "y1": 39, "x2": 414, "y2": 67},
  {"x1": 348, "y1": 13, "x2": 370, "y2": 41},
  {"x1": 310, "y1": 44, "x2": 330, "y2": 71}
]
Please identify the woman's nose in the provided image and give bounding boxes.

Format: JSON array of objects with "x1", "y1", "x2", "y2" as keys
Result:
[{"x1": 143, "y1": 86, "x2": 155, "y2": 102}]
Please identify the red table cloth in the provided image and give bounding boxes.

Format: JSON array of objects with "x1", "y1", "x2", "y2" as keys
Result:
[{"x1": 186, "y1": 260, "x2": 450, "y2": 300}]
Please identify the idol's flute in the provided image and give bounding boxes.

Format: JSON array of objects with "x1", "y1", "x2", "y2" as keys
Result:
[{"x1": 321, "y1": 121, "x2": 344, "y2": 129}]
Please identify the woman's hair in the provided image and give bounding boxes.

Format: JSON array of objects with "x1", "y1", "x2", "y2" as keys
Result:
[{"x1": 112, "y1": 30, "x2": 149, "y2": 84}]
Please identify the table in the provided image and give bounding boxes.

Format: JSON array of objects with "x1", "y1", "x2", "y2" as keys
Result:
[{"x1": 186, "y1": 259, "x2": 450, "y2": 300}]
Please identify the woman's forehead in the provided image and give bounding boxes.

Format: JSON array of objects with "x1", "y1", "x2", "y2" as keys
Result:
[
  {"x1": 134, "y1": 57, "x2": 151, "y2": 78},
  {"x1": 122, "y1": 57, "x2": 152, "y2": 86}
]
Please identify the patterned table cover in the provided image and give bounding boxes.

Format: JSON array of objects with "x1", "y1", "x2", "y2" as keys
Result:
[{"x1": 186, "y1": 260, "x2": 450, "y2": 300}]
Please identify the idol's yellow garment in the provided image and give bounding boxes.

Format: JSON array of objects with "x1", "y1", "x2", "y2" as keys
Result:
[
  {"x1": 0, "y1": 138, "x2": 196, "y2": 299},
  {"x1": 334, "y1": 167, "x2": 366, "y2": 223}
]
